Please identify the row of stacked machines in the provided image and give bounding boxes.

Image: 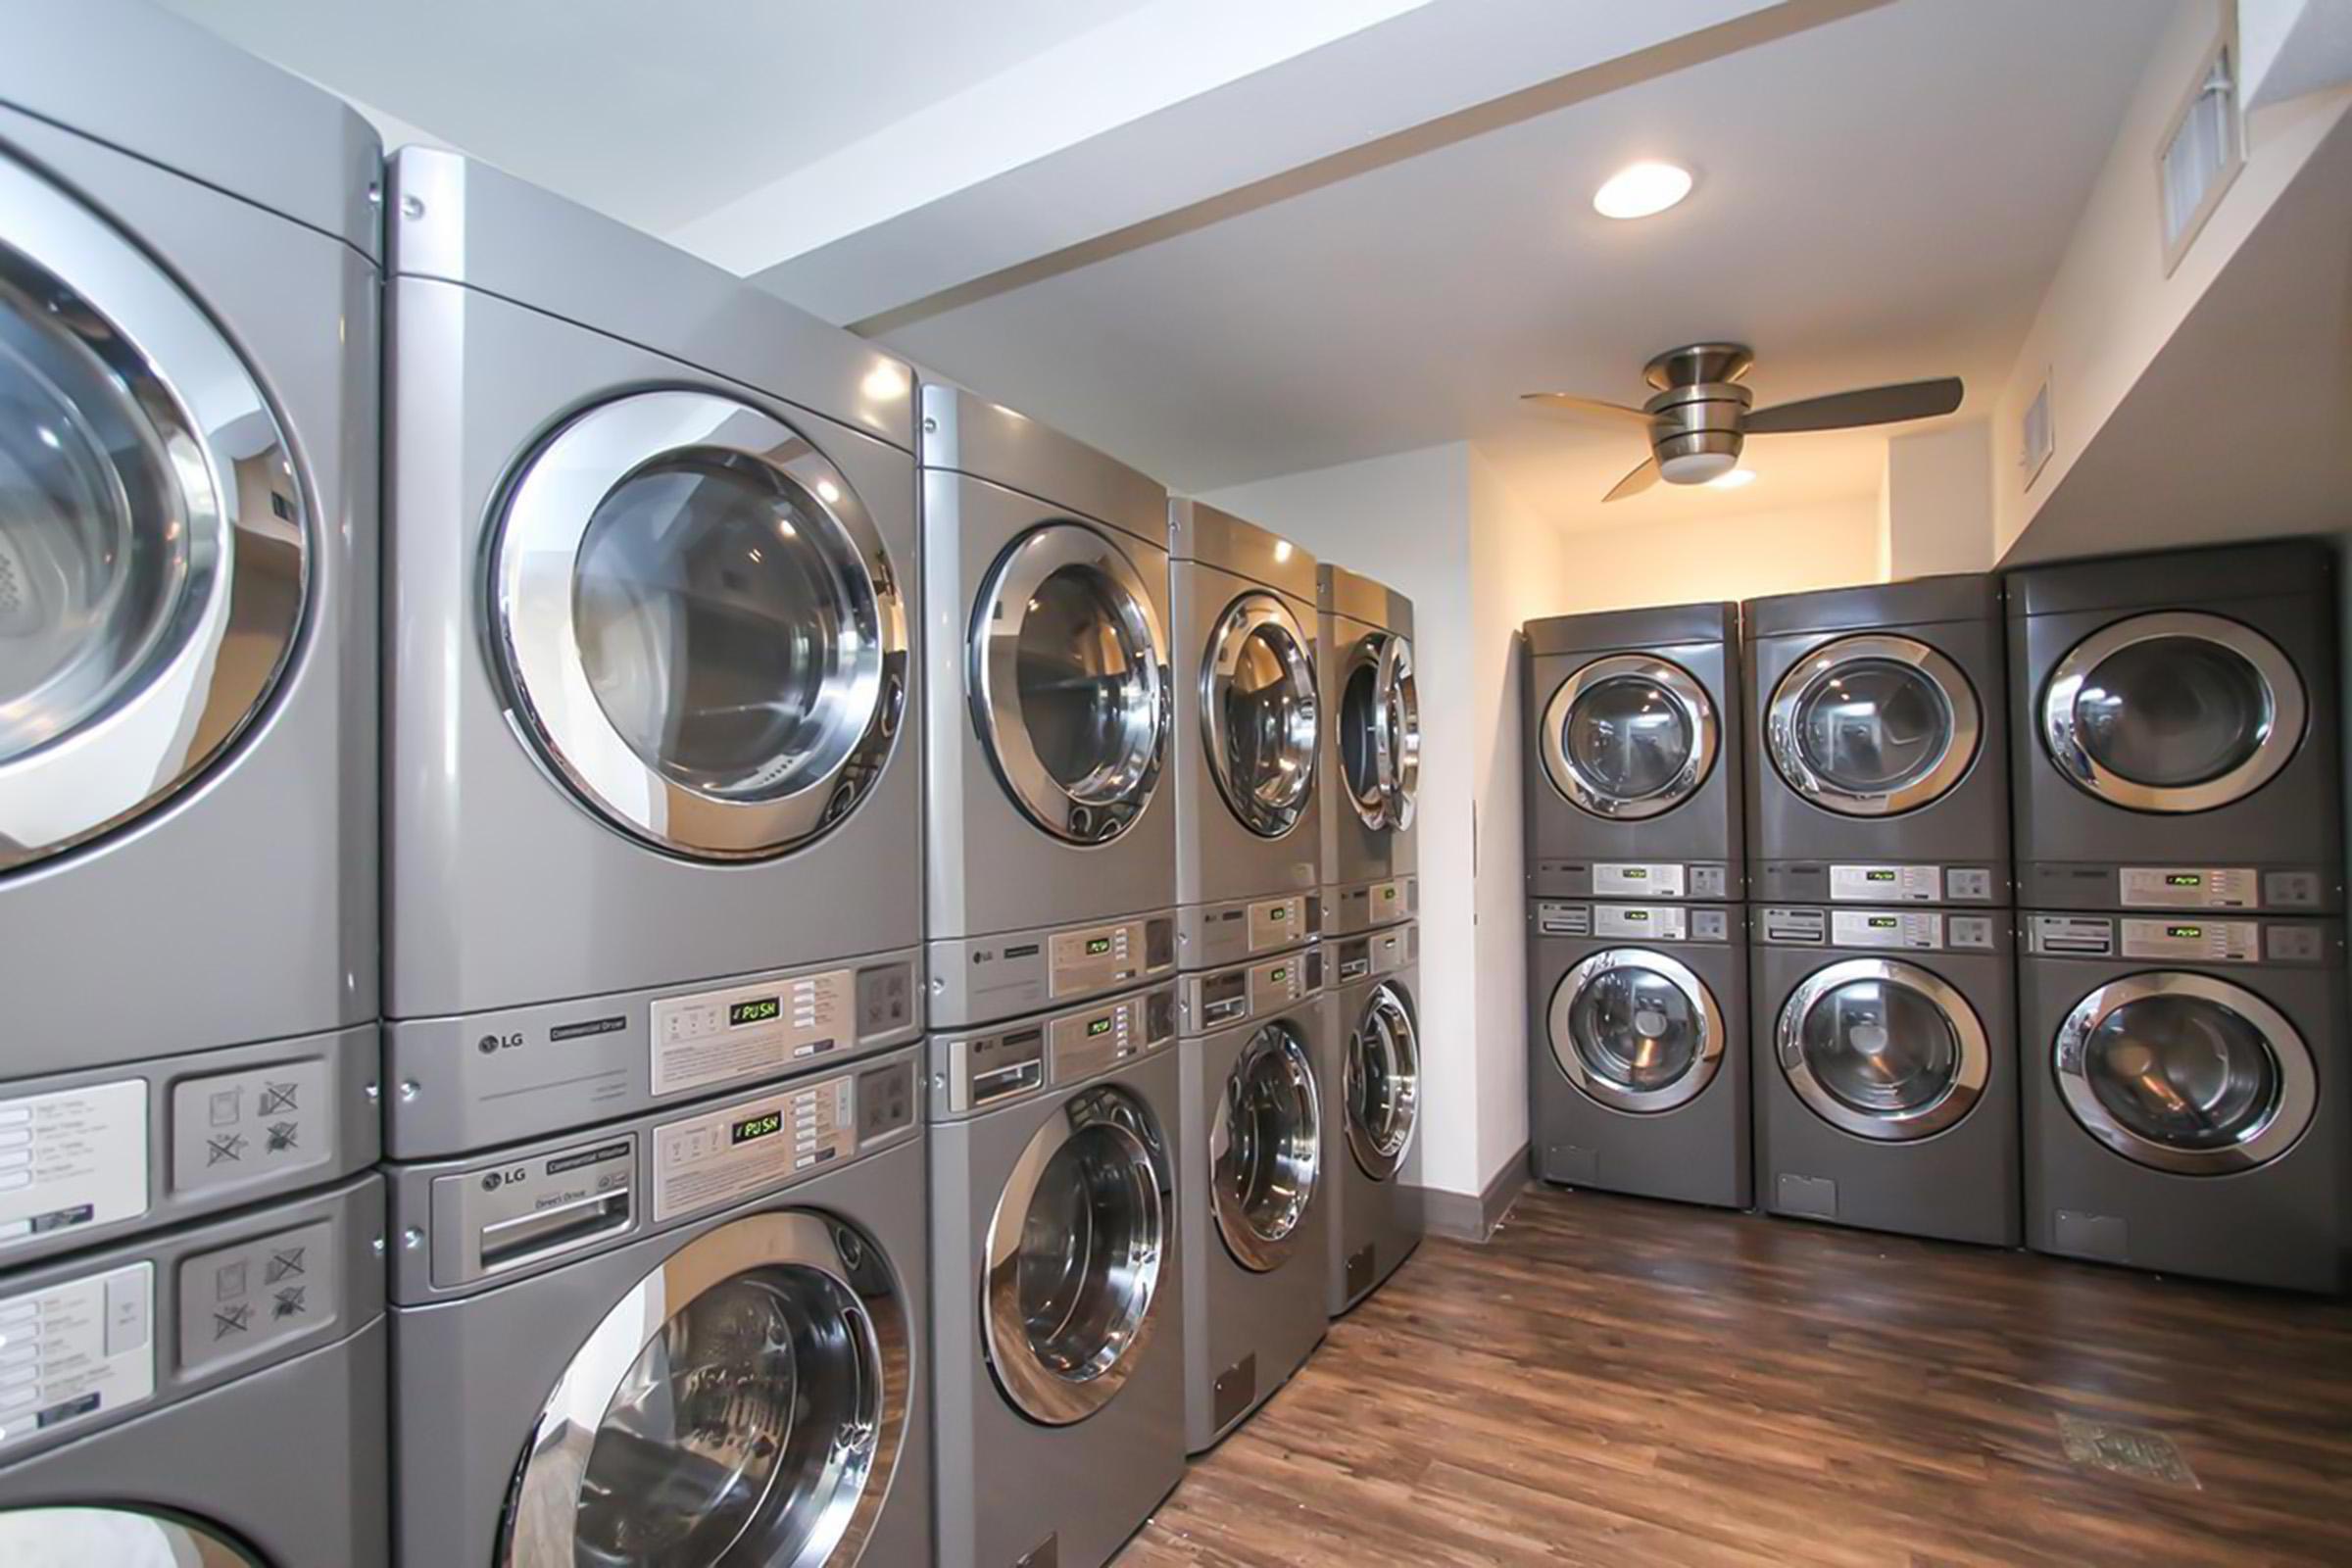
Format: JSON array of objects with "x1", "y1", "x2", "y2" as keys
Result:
[
  {"x1": 1523, "y1": 542, "x2": 2350, "y2": 1295},
  {"x1": 0, "y1": 8, "x2": 1426, "y2": 1564}
]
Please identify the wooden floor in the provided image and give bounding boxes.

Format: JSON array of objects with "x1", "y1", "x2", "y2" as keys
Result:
[{"x1": 1117, "y1": 1185, "x2": 2352, "y2": 1567}]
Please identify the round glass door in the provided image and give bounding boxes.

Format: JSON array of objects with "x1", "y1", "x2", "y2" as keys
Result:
[
  {"x1": 0, "y1": 1508, "x2": 262, "y2": 1566},
  {"x1": 2041, "y1": 611, "x2": 2305, "y2": 813},
  {"x1": 0, "y1": 157, "x2": 306, "y2": 872},
  {"x1": 2056, "y1": 973, "x2": 2316, "y2": 1174},
  {"x1": 504, "y1": 1213, "x2": 907, "y2": 1568},
  {"x1": 1766, "y1": 635, "x2": 1979, "y2": 816},
  {"x1": 971, "y1": 522, "x2": 1168, "y2": 845},
  {"x1": 983, "y1": 1086, "x2": 1167, "y2": 1426},
  {"x1": 1337, "y1": 632, "x2": 1418, "y2": 833},
  {"x1": 1543, "y1": 655, "x2": 1718, "y2": 819},
  {"x1": 1778, "y1": 958, "x2": 1986, "y2": 1141},
  {"x1": 1210, "y1": 1022, "x2": 1322, "y2": 1272},
  {"x1": 1548, "y1": 950, "x2": 1724, "y2": 1113},
  {"x1": 1201, "y1": 591, "x2": 1317, "y2": 838},
  {"x1": 1346, "y1": 982, "x2": 1420, "y2": 1180},
  {"x1": 491, "y1": 391, "x2": 906, "y2": 861}
]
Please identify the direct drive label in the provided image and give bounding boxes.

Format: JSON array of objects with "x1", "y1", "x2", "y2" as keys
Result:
[
  {"x1": 1594, "y1": 863, "x2": 1687, "y2": 899},
  {"x1": 0, "y1": 1081, "x2": 148, "y2": 1254},
  {"x1": 651, "y1": 968, "x2": 855, "y2": 1098},
  {"x1": 2120, "y1": 868, "x2": 2257, "y2": 909},
  {"x1": 0, "y1": 1262, "x2": 154, "y2": 1453}
]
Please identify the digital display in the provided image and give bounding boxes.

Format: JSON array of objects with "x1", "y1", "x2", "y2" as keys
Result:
[
  {"x1": 2169, "y1": 925, "x2": 2204, "y2": 939},
  {"x1": 2167, "y1": 873, "x2": 2203, "y2": 887},
  {"x1": 1625, "y1": 909, "x2": 1649, "y2": 920},
  {"x1": 1269, "y1": 905, "x2": 1289, "y2": 921},
  {"x1": 1869, "y1": 916, "x2": 1898, "y2": 929},
  {"x1": 1088, "y1": 1016, "x2": 1113, "y2": 1038},
  {"x1": 731, "y1": 1110, "x2": 784, "y2": 1145},
  {"x1": 729, "y1": 997, "x2": 780, "y2": 1028},
  {"x1": 1866, "y1": 870, "x2": 1896, "y2": 883},
  {"x1": 1271, "y1": 966, "x2": 1288, "y2": 983},
  {"x1": 1380, "y1": 886, "x2": 1397, "y2": 901},
  {"x1": 1624, "y1": 868, "x2": 1649, "y2": 879},
  {"x1": 1086, "y1": 936, "x2": 1113, "y2": 956}
]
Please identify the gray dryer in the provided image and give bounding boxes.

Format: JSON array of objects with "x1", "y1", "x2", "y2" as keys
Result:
[
  {"x1": 2019, "y1": 911, "x2": 2348, "y2": 1293},
  {"x1": 929, "y1": 984, "x2": 1186, "y2": 1568},
  {"x1": 1752, "y1": 906, "x2": 2020, "y2": 1246},
  {"x1": 1322, "y1": 923, "x2": 1425, "y2": 1314}
]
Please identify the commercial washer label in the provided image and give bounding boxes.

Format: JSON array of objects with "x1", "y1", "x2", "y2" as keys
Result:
[
  {"x1": 2120, "y1": 868, "x2": 2257, "y2": 909},
  {"x1": 651, "y1": 968, "x2": 855, "y2": 1098},
  {"x1": 0, "y1": 1081, "x2": 148, "y2": 1255},
  {"x1": 0, "y1": 1262, "x2": 153, "y2": 1453},
  {"x1": 652, "y1": 1073, "x2": 857, "y2": 1223}
]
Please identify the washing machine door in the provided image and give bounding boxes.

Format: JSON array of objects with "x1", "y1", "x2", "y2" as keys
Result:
[
  {"x1": 1336, "y1": 631, "x2": 1420, "y2": 832},
  {"x1": 2056, "y1": 973, "x2": 2317, "y2": 1174},
  {"x1": 0, "y1": 157, "x2": 306, "y2": 872},
  {"x1": 2041, "y1": 611, "x2": 2305, "y2": 813},
  {"x1": 1778, "y1": 958, "x2": 1987, "y2": 1141},
  {"x1": 1766, "y1": 635, "x2": 1979, "y2": 817},
  {"x1": 1200, "y1": 591, "x2": 1318, "y2": 838},
  {"x1": 503, "y1": 1211, "x2": 909, "y2": 1568},
  {"x1": 1210, "y1": 1021, "x2": 1322, "y2": 1272},
  {"x1": 490, "y1": 389, "x2": 906, "y2": 861},
  {"x1": 0, "y1": 1507, "x2": 264, "y2": 1565},
  {"x1": 1543, "y1": 656, "x2": 1718, "y2": 819},
  {"x1": 1346, "y1": 981, "x2": 1421, "y2": 1180},
  {"x1": 1549, "y1": 950, "x2": 1724, "y2": 1114},
  {"x1": 982, "y1": 1084, "x2": 1169, "y2": 1426},
  {"x1": 971, "y1": 521, "x2": 1168, "y2": 844}
]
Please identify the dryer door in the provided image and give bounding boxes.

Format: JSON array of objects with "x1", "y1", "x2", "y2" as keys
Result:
[
  {"x1": 2056, "y1": 973, "x2": 2317, "y2": 1174},
  {"x1": 0, "y1": 1507, "x2": 264, "y2": 1565},
  {"x1": 1336, "y1": 631, "x2": 1420, "y2": 832},
  {"x1": 1346, "y1": 981, "x2": 1421, "y2": 1180},
  {"x1": 503, "y1": 1212, "x2": 909, "y2": 1568},
  {"x1": 490, "y1": 390, "x2": 906, "y2": 861},
  {"x1": 1543, "y1": 655, "x2": 1718, "y2": 819},
  {"x1": 982, "y1": 1085, "x2": 1168, "y2": 1426},
  {"x1": 2041, "y1": 611, "x2": 2305, "y2": 813},
  {"x1": 1548, "y1": 950, "x2": 1724, "y2": 1113},
  {"x1": 1210, "y1": 1021, "x2": 1322, "y2": 1272},
  {"x1": 971, "y1": 521, "x2": 1168, "y2": 844},
  {"x1": 1200, "y1": 591, "x2": 1317, "y2": 838},
  {"x1": 0, "y1": 157, "x2": 306, "y2": 871},
  {"x1": 1778, "y1": 958, "x2": 1987, "y2": 1141},
  {"x1": 1766, "y1": 635, "x2": 1979, "y2": 817}
]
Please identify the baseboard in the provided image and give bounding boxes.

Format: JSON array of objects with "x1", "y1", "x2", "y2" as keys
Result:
[{"x1": 1414, "y1": 1143, "x2": 1530, "y2": 1243}]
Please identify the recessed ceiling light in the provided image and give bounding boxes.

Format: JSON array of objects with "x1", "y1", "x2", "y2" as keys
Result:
[
  {"x1": 1593, "y1": 161, "x2": 1693, "y2": 220},
  {"x1": 1706, "y1": 466, "x2": 1757, "y2": 490}
]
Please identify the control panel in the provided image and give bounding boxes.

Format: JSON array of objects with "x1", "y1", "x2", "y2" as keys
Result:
[
  {"x1": 932, "y1": 985, "x2": 1179, "y2": 1116},
  {"x1": 0, "y1": 1262, "x2": 153, "y2": 1454},
  {"x1": 1049, "y1": 918, "x2": 1153, "y2": 1000},
  {"x1": 1762, "y1": 906, "x2": 1996, "y2": 952},
  {"x1": 1591, "y1": 861, "x2": 1733, "y2": 900},
  {"x1": 2028, "y1": 914, "x2": 2332, "y2": 965},
  {"x1": 1827, "y1": 863, "x2": 1996, "y2": 904},
  {"x1": 1534, "y1": 903, "x2": 1733, "y2": 945},
  {"x1": 653, "y1": 1071, "x2": 878, "y2": 1224},
  {"x1": 2118, "y1": 867, "x2": 2259, "y2": 909},
  {"x1": 651, "y1": 966, "x2": 860, "y2": 1097},
  {"x1": 1186, "y1": 949, "x2": 1324, "y2": 1034},
  {"x1": 0, "y1": 1082, "x2": 147, "y2": 1259},
  {"x1": 1325, "y1": 876, "x2": 1418, "y2": 935},
  {"x1": 1247, "y1": 893, "x2": 1318, "y2": 954}
]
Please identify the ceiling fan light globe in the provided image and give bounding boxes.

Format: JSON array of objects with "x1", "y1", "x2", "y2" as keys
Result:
[{"x1": 1660, "y1": 451, "x2": 1740, "y2": 485}]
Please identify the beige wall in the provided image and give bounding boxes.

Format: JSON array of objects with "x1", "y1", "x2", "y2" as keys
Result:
[{"x1": 1534, "y1": 495, "x2": 1884, "y2": 617}]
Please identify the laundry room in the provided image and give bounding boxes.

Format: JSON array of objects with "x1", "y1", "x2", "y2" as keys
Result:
[{"x1": 3, "y1": 0, "x2": 2350, "y2": 1564}]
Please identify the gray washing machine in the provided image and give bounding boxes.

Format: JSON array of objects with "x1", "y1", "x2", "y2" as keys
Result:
[
  {"x1": 1319, "y1": 565, "x2": 1420, "y2": 935},
  {"x1": 921, "y1": 385, "x2": 1179, "y2": 1028},
  {"x1": 1752, "y1": 906, "x2": 2020, "y2": 1246},
  {"x1": 2008, "y1": 542, "x2": 2342, "y2": 913},
  {"x1": 1523, "y1": 606, "x2": 1743, "y2": 902},
  {"x1": 1178, "y1": 949, "x2": 1330, "y2": 1450},
  {"x1": 2019, "y1": 911, "x2": 2349, "y2": 1293},
  {"x1": 0, "y1": 1174, "x2": 386, "y2": 1566},
  {"x1": 390, "y1": 1048, "x2": 929, "y2": 1567},
  {"x1": 381, "y1": 149, "x2": 925, "y2": 1160},
  {"x1": 1745, "y1": 575, "x2": 2007, "y2": 906},
  {"x1": 0, "y1": 0, "x2": 380, "y2": 1204},
  {"x1": 1530, "y1": 901, "x2": 1751, "y2": 1209},
  {"x1": 1170, "y1": 500, "x2": 1323, "y2": 970},
  {"x1": 928, "y1": 984, "x2": 1185, "y2": 1568},
  {"x1": 1321, "y1": 924, "x2": 1424, "y2": 1315}
]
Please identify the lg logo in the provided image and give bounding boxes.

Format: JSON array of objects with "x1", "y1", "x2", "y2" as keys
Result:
[
  {"x1": 480, "y1": 1165, "x2": 527, "y2": 1192},
  {"x1": 477, "y1": 1032, "x2": 524, "y2": 1055}
]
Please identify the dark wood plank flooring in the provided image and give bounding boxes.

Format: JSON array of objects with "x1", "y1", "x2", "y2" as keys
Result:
[{"x1": 1118, "y1": 1185, "x2": 2352, "y2": 1566}]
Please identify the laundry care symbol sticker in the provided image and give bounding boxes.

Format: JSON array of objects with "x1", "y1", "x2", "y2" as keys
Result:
[
  {"x1": 266, "y1": 1247, "x2": 306, "y2": 1284},
  {"x1": 271, "y1": 1286, "x2": 307, "y2": 1321},
  {"x1": 258, "y1": 1081, "x2": 300, "y2": 1114},
  {"x1": 266, "y1": 1121, "x2": 300, "y2": 1154},
  {"x1": 213, "y1": 1302, "x2": 253, "y2": 1340},
  {"x1": 206, "y1": 1132, "x2": 248, "y2": 1165}
]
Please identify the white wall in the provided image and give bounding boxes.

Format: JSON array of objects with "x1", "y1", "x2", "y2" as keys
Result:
[{"x1": 1881, "y1": 423, "x2": 1995, "y2": 578}]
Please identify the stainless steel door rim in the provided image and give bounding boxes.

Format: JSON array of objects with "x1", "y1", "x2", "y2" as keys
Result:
[
  {"x1": 1767, "y1": 633, "x2": 1978, "y2": 817},
  {"x1": 0, "y1": 156, "x2": 306, "y2": 871},
  {"x1": 490, "y1": 388, "x2": 906, "y2": 860},
  {"x1": 2055, "y1": 971, "x2": 2316, "y2": 1174},
  {"x1": 2040, "y1": 611, "x2": 2305, "y2": 813},
  {"x1": 1338, "y1": 630, "x2": 1419, "y2": 833},
  {"x1": 1201, "y1": 590, "x2": 1317, "y2": 838},
  {"x1": 1346, "y1": 981, "x2": 1420, "y2": 1180},
  {"x1": 971, "y1": 520, "x2": 1168, "y2": 845},
  {"x1": 1378, "y1": 633, "x2": 1420, "y2": 831},
  {"x1": 1542, "y1": 654, "x2": 1718, "y2": 820},
  {"x1": 1549, "y1": 949, "x2": 1724, "y2": 1113},
  {"x1": 503, "y1": 1211, "x2": 907, "y2": 1568},
  {"x1": 1210, "y1": 1022, "x2": 1322, "y2": 1272},
  {"x1": 982, "y1": 1086, "x2": 1167, "y2": 1426},
  {"x1": 1778, "y1": 957, "x2": 1988, "y2": 1141}
]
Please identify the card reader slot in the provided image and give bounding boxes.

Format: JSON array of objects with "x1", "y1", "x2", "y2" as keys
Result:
[{"x1": 479, "y1": 1186, "x2": 632, "y2": 1275}]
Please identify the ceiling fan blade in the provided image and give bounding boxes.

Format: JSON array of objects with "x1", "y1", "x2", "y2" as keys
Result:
[
  {"x1": 1602, "y1": 456, "x2": 1661, "y2": 503},
  {"x1": 1522, "y1": 392, "x2": 1653, "y2": 427},
  {"x1": 1745, "y1": 377, "x2": 1964, "y2": 434}
]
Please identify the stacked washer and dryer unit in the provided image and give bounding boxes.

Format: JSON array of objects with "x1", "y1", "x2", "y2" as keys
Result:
[
  {"x1": 0, "y1": 6, "x2": 388, "y2": 1562},
  {"x1": 379, "y1": 153, "x2": 932, "y2": 1565}
]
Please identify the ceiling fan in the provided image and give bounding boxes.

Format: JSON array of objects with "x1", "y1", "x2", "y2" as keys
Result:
[{"x1": 1523, "y1": 342, "x2": 1964, "y2": 502}]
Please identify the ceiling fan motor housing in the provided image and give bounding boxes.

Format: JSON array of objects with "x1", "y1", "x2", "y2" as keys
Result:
[{"x1": 1647, "y1": 380, "x2": 1749, "y2": 482}]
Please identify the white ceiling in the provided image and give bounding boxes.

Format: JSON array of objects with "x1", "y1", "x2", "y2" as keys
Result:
[
  {"x1": 154, "y1": 0, "x2": 1154, "y2": 233},
  {"x1": 878, "y1": 0, "x2": 2172, "y2": 528}
]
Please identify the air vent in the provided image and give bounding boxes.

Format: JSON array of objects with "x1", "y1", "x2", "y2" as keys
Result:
[
  {"x1": 2020, "y1": 373, "x2": 2053, "y2": 490},
  {"x1": 2158, "y1": 36, "x2": 2243, "y2": 272}
]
